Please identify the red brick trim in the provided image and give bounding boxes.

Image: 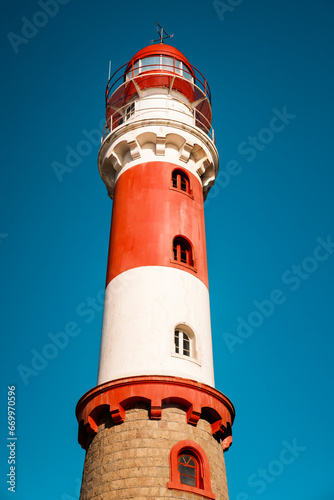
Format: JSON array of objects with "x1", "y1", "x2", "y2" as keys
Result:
[
  {"x1": 167, "y1": 440, "x2": 215, "y2": 499},
  {"x1": 76, "y1": 375, "x2": 234, "y2": 450}
]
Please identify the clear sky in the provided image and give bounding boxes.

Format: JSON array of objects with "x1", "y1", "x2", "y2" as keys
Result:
[{"x1": 1, "y1": 0, "x2": 334, "y2": 499}]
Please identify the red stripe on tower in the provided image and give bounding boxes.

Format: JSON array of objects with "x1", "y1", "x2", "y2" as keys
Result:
[{"x1": 105, "y1": 161, "x2": 208, "y2": 288}]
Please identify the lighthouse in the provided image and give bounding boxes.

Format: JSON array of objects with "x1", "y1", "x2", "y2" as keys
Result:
[{"x1": 76, "y1": 38, "x2": 235, "y2": 500}]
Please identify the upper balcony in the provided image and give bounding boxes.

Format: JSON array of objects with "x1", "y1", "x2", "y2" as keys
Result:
[{"x1": 101, "y1": 45, "x2": 214, "y2": 143}]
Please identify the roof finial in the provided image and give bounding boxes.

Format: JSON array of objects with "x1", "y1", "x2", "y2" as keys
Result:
[{"x1": 151, "y1": 21, "x2": 174, "y2": 44}]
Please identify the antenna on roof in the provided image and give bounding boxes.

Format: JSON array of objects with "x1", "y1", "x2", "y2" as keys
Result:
[
  {"x1": 108, "y1": 60, "x2": 111, "y2": 81},
  {"x1": 151, "y1": 21, "x2": 174, "y2": 44}
]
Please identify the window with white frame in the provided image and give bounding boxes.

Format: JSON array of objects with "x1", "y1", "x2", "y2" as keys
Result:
[
  {"x1": 174, "y1": 329, "x2": 191, "y2": 357},
  {"x1": 124, "y1": 102, "x2": 135, "y2": 121}
]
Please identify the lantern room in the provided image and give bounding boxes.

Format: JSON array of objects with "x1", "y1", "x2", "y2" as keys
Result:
[{"x1": 103, "y1": 44, "x2": 214, "y2": 142}]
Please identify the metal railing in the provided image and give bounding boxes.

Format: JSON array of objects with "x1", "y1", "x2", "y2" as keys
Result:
[
  {"x1": 101, "y1": 100, "x2": 215, "y2": 143},
  {"x1": 106, "y1": 59, "x2": 212, "y2": 106}
]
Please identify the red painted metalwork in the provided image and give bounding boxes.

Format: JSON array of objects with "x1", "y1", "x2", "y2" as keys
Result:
[
  {"x1": 124, "y1": 44, "x2": 195, "y2": 102},
  {"x1": 128, "y1": 44, "x2": 193, "y2": 69},
  {"x1": 105, "y1": 161, "x2": 209, "y2": 288},
  {"x1": 103, "y1": 44, "x2": 213, "y2": 141},
  {"x1": 76, "y1": 375, "x2": 235, "y2": 451}
]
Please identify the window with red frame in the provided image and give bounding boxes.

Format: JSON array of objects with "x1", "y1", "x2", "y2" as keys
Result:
[
  {"x1": 178, "y1": 453, "x2": 199, "y2": 487},
  {"x1": 172, "y1": 169, "x2": 191, "y2": 194},
  {"x1": 168, "y1": 440, "x2": 215, "y2": 499},
  {"x1": 173, "y1": 237, "x2": 193, "y2": 266}
]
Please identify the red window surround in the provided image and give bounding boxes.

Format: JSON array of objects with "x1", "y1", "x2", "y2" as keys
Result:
[
  {"x1": 171, "y1": 169, "x2": 193, "y2": 197},
  {"x1": 167, "y1": 440, "x2": 215, "y2": 499},
  {"x1": 173, "y1": 236, "x2": 194, "y2": 267}
]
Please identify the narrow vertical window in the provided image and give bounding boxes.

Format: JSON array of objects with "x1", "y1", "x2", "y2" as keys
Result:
[
  {"x1": 125, "y1": 102, "x2": 135, "y2": 121},
  {"x1": 174, "y1": 329, "x2": 191, "y2": 358},
  {"x1": 173, "y1": 243, "x2": 178, "y2": 261},
  {"x1": 172, "y1": 237, "x2": 193, "y2": 267},
  {"x1": 172, "y1": 170, "x2": 178, "y2": 188},
  {"x1": 171, "y1": 170, "x2": 190, "y2": 194},
  {"x1": 174, "y1": 330, "x2": 180, "y2": 354},
  {"x1": 183, "y1": 333, "x2": 190, "y2": 356}
]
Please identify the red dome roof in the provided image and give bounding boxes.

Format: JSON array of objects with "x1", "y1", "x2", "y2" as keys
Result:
[{"x1": 127, "y1": 43, "x2": 192, "y2": 68}]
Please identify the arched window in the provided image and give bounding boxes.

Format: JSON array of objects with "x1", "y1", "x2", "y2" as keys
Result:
[
  {"x1": 178, "y1": 453, "x2": 198, "y2": 486},
  {"x1": 173, "y1": 236, "x2": 193, "y2": 267},
  {"x1": 173, "y1": 324, "x2": 197, "y2": 361},
  {"x1": 168, "y1": 440, "x2": 215, "y2": 499},
  {"x1": 174, "y1": 329, "x2": 190, "y2": 357},
  {"x1": 171, "y1": 169, "x2": 190, "y2": 194}
]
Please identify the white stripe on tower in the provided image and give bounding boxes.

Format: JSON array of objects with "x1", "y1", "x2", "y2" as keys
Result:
[{"x1": 98, "y1": 266, "x2": 215, "y2": 385}]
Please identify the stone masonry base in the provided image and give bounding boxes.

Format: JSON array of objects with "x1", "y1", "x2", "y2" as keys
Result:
[{"x1": 79, "y1": 404, "x2": 230, "y2": 500}]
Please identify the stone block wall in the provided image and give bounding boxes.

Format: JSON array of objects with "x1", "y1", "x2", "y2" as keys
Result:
[{"x1": 79, "y1": 404, "x2": 229, "y2": 500}]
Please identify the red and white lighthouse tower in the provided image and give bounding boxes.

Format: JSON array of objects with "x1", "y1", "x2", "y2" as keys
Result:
[{"x1": 76, "y1": 39, "x2": 235, "y2": 500}]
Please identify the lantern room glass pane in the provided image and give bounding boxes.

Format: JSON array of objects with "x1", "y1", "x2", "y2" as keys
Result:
[
  {"x1": 142, "y1": 56, "x2": 160, "y2": 72},
  {"x1": 133, "y1": 60, "x2": 140, "y2": 76},
  {"x1": 162, "y1": 56, "x2": 174, "y2": 70},
  {"x1": 127, "y1": 60, "x2": 140, "y2": 78},
  {"x1": 175, "y1": 59, "x2": 182, "y2": 75},
  {"x1": 183, "y1": 63, "x2": 192, "y2": 81}
]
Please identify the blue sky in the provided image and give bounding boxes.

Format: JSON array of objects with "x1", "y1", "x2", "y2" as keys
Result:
[{"x1": 1, "y1": 0, "x2": 334, "y2": 499}]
